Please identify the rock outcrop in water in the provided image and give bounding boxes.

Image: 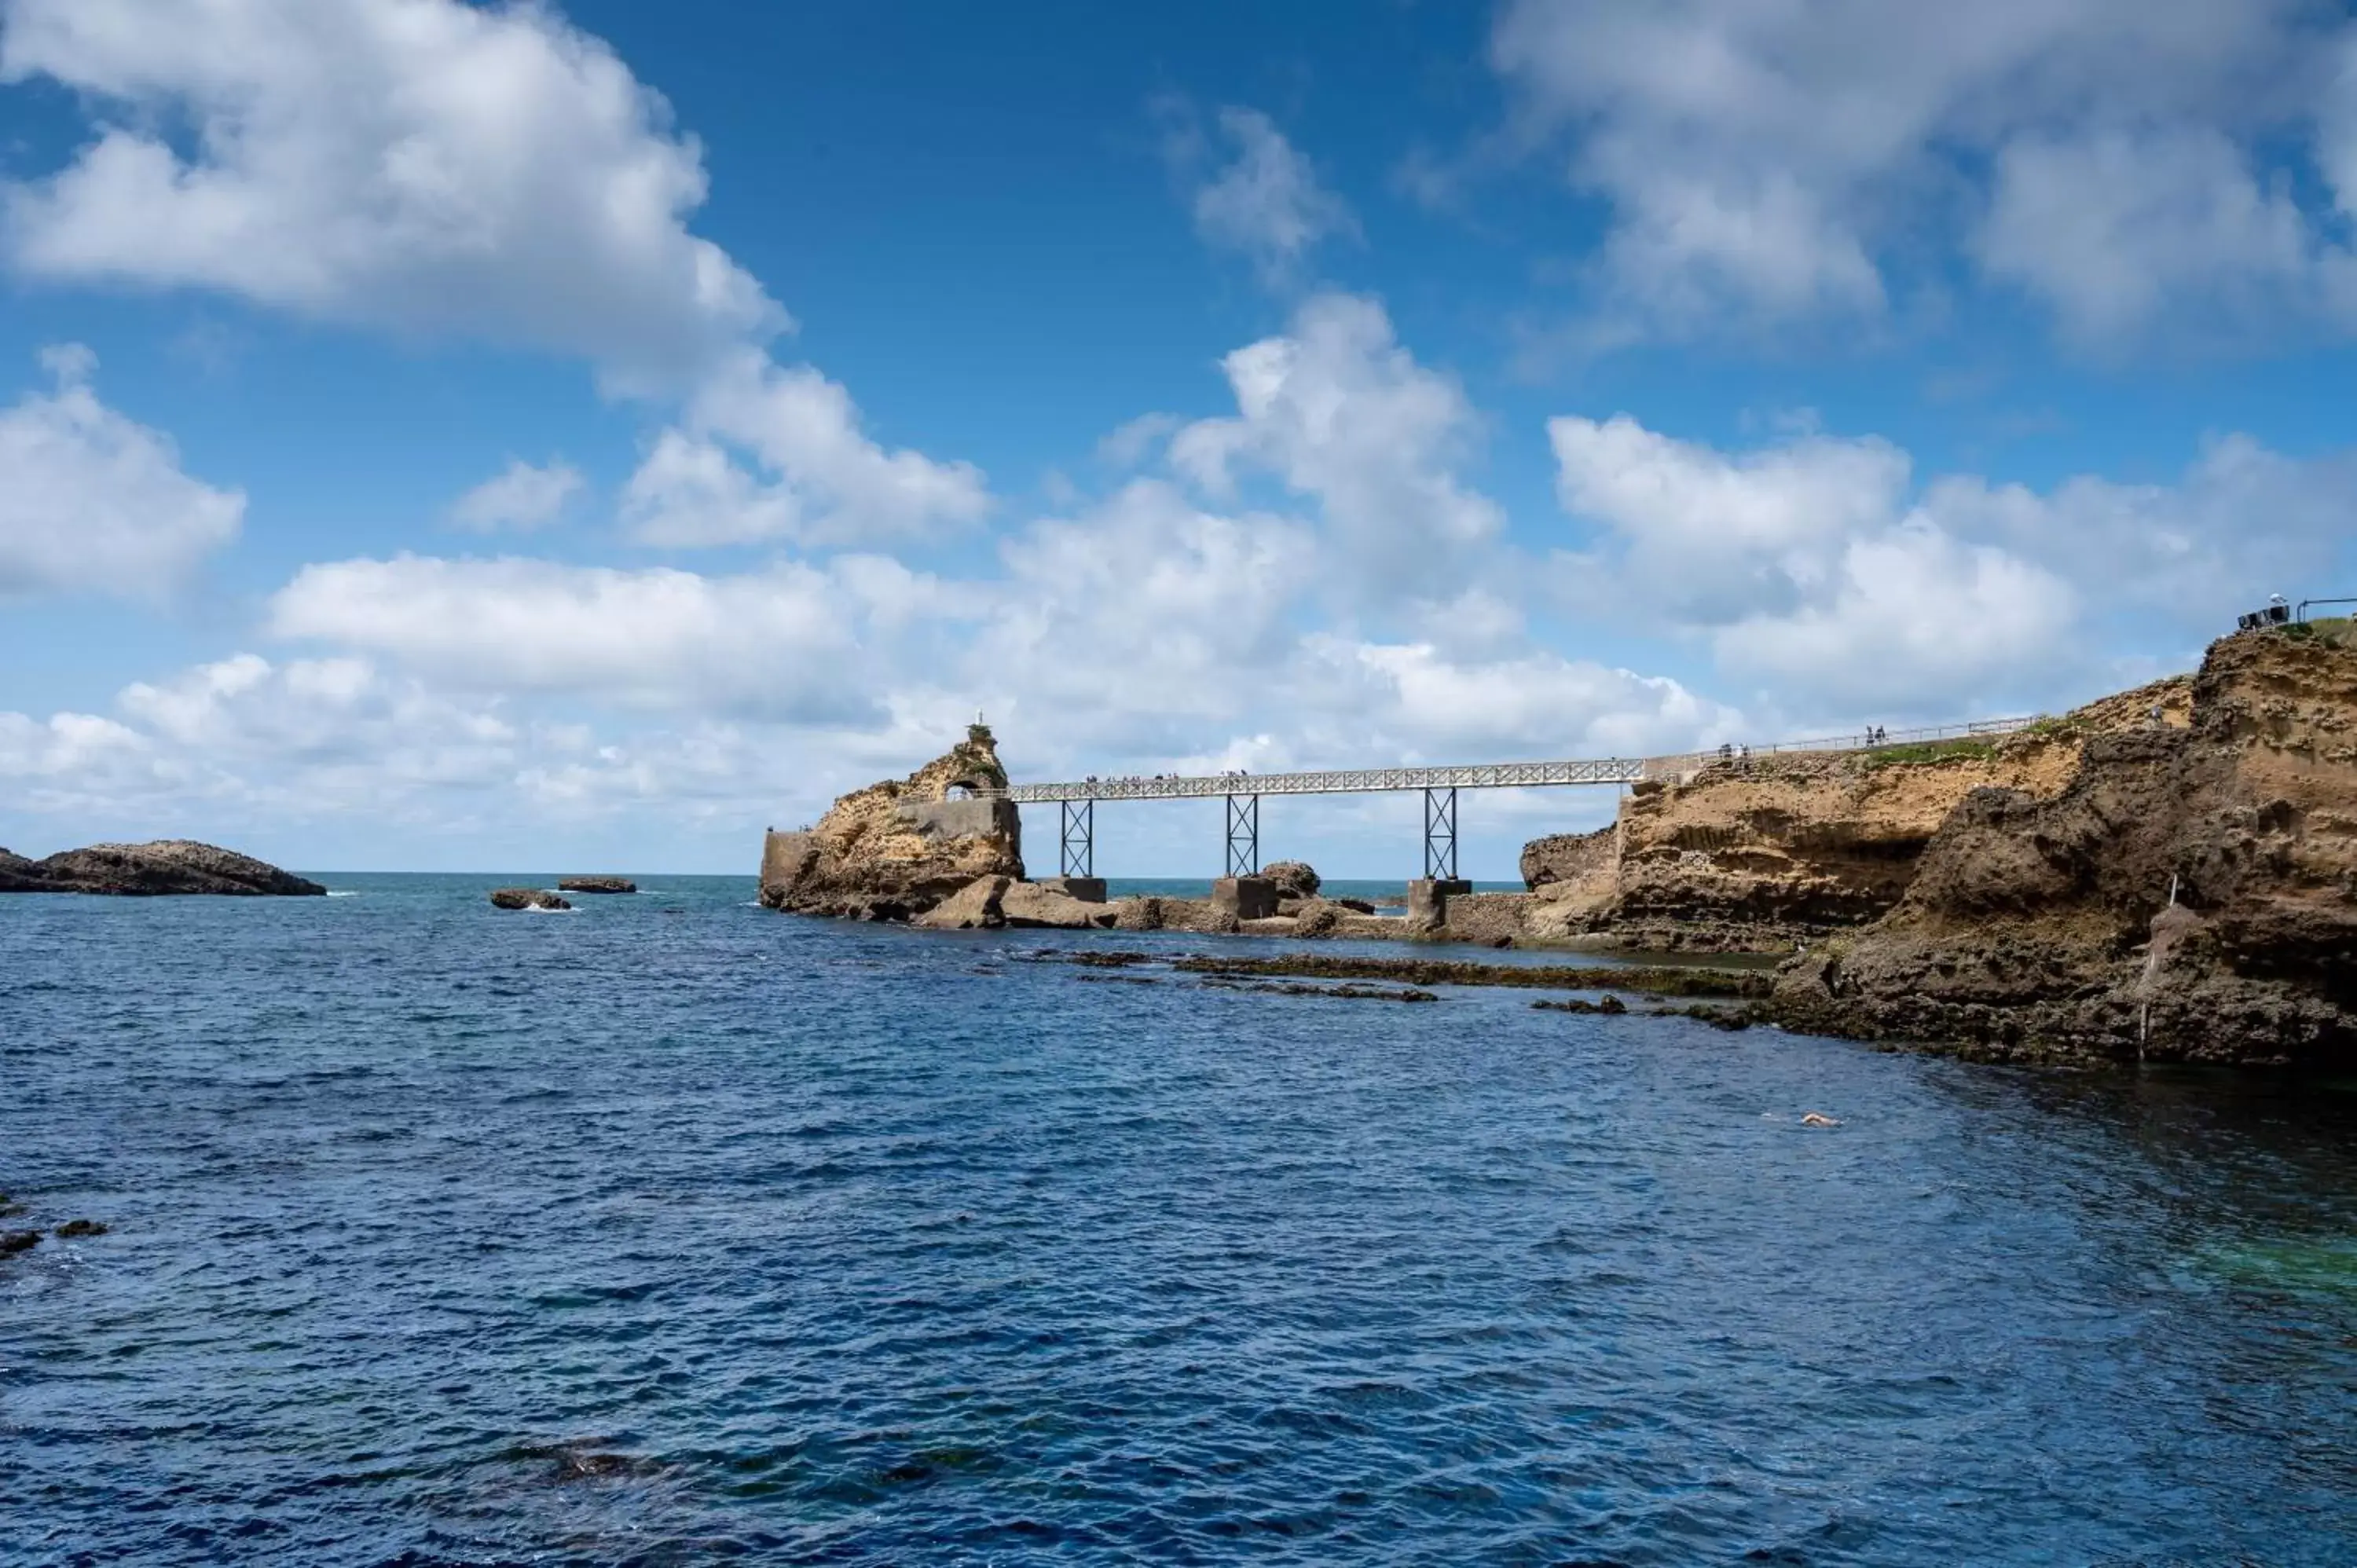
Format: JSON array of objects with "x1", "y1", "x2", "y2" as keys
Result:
[
  {"x1": 1774, "y1": 629, "x2": 2357, "y2": 1068},
  {"x1": 761, "y1": 724, "x2": 1025, "y2": 921},
  {"x1": 0, "y1": 841, "x2": 325, "y2": 896},
  {"x1": 558, "y1": 876, "x2": 636, "y2": 895},
  {"x1": 490, "y1": 888, "x2": 570, "y2": 910}
]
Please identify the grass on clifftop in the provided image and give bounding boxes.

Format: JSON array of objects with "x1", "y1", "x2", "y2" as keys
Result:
[
  {"x1": 1855, "y1": 738, "x2": 1999, "y2": 771},
  {"x1": 2276, "y1": 616, "x2": 2355, "y2": 649}
]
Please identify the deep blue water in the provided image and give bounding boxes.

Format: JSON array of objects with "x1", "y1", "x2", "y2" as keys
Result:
[{"x1": 3, "y1": 873, "x2": 2354, "y2": 1566}]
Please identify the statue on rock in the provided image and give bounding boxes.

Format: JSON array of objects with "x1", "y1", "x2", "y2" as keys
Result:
[{"x1": 760, "y1": 723, "x2": 1025, "y2": 921}]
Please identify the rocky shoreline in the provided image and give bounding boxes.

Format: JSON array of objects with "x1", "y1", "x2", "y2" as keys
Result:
[
  {"x1": 0, "y1": 840, "x2": 324, "y2": 896},
  {"x1": 761, "y1": 629, "x2": 2355, "y2": 1072}
]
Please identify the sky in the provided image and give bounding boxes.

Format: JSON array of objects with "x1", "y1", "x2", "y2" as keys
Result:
[{"x1": 2, "y1": 0, "x2": 2355, "y2": 879}]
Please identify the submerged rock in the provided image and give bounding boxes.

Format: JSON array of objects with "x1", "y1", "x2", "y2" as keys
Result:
[
  {"x1": 0, "y1": 1229, "x2": 39, "y2": 1255},
  {"x1": 54, "y1": 1219, "x2": 107, "y2": 1238},
  {"x1": 761, "y1": 724, "x2": 1025, "y2": 921},
  {"x1": 490, "y1": 888, "x2": 570, "y2": 910},
  {"x1": 0, "y1": 841, "x2": 326, "y2": 897},
  {"x1": 557, "y1": 876, "x2": 636, "y2": 894}
]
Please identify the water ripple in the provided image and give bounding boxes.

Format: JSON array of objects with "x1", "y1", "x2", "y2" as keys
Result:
[{"x1": 2, "y1": 874, "x2": 2353, "y2": 1564}]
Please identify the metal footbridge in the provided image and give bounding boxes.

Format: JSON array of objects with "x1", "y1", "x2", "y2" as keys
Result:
[{"x1": 1003, "y1": 716, "x2": 2039, "y2": 881}]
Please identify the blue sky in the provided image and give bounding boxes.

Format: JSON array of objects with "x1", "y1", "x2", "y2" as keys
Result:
[{"x1": 2, "y1": 0, "x2": 2355, "y2": 877}]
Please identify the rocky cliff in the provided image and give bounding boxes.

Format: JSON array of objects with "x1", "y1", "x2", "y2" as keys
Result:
[
  {"x1": 0, "y1": 841, "x2": 325, "y2": 896},
  {"x1": 1774, "y1": 630, "x2": 2356, "y2": 1068},
  {"x1": 1523, "y1": 678, "x2": 2190, "y2": 952},
  {"x1": 760, "y1": 724, "x2": 1026, "y2": 920}
]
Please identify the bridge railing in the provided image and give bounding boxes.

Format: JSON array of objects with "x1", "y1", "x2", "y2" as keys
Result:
[
  {"x1": 1640, "y1": 715, "x2": 2041, "y2": 779},
  {"x1": 1001, "y1": 714, "x2": 2042, "y2": 803}
]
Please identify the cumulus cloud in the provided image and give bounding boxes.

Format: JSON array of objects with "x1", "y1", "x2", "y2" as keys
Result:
[
  {"x1": 1978, "y1": 127, "x2": 2319, "y2": 343},
  {"x1": 0, "y1": 344, "x2": 244, "y2": 599},
  {"x1": 263, "y1": 553, "x2": 936, "y2": 724},
  {"x1": 621, "y1": 350, "x2": 989, "y2": 547},
  {"x1": 449, "y1": 457, "x2": 583, "y2": 532},
  {"x1": 1168, "y1": 292, "x2": 1501, "y2": 607},
  {"x1": 1487, "y1": 0, "x2": 2355, "y2": 346},
  {"x1": 1172, "y1": 104, "x2": 1358, "y2": 285},
  {"x1": 0, "y1": 0, "x2": 778, "y2": 386},
  {"x1": 1549, "y1": 411, "x2": 2357, "y2": 715}
]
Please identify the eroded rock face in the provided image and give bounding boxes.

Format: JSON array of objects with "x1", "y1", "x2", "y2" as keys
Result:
[
  {"x1": 1775, "y1": 632, "x2": 2357, "y2": 1068},
  {"x1": 1523, "y1": 680, "x2": 2189, "y2": 952},
  {"x1": 1, "y1": 841, "x2": 326, "y2": 896},
  {"x1": 761, "y1": 724, "x2": 1025, "y2": 921}
]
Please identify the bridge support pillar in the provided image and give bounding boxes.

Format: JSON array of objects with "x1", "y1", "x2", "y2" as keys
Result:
[
  {"x1": 1408, "y1": 877, "x2": 1473, "y2": 932},
  {"x1": 1423, "y1": 787, "x2": 1459, "y2": 881},
  {"x1": 1058, "y1": 798, "x2": 1094, "y2": 879},
  {"x1": 1225, "y1": 793, "x2": 1259, "y2": 877}
]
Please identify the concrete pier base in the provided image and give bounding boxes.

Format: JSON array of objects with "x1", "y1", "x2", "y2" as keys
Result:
[
  {"x1": 1034, "y1": 876, "x2": 1107, "y2": 903},
  {"x1": 1211, "y1": 876, "x2": 1278, "y2": 921},
  {"x1": 1407, "y1": 877, "x2": 1474, "y2": 931}
]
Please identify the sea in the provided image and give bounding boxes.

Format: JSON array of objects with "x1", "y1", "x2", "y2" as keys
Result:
[{"x1": 2, "y1": 872, "x2": 2353, "y2": 1566}]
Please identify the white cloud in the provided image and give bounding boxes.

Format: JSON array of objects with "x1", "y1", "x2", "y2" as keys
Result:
[
  {"x1": 1168, "y1": 292, "x2": 1501, "y2": 606},
  {"x1": 449, "y1": 457, "x2": 583, "y2": 532},
  {"x1": 1549, "y1": 410, "x2": 2357, "y2": 715},
  {"x1": 1549, "y1": 412, "x2": 1909, "y2": 625},
  {"x1": 0, "y1": 343, "x2": 244, "y2": 599},
  {"x1": 621, "y1": 350, "x2": 989, "y2": 547},
  {"x1": 1487, "y1": 0, "x2": 2355, "y2": 345},
  {"x1": 1179, "y1": 106, "x2": 1358, "y2": 284},
  {"x1": 1326, "y1": 639, "x2": 1738, "y2": 759},
  {"x1": 1978, "y1": 127, "x2": 2319, "y2": 343},
  {"x1": 1710, "y1": 523, "x2": 2079, "y2": 710},
  {"x1": 265, "y1": 553, "x2": 912, "y2": 723},
  {"x1": 0, "y1": 0, "x2": 778, "y2": 386}
]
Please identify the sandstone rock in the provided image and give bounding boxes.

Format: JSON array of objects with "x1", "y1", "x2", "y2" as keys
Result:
[
  {"x1": 1521, "y1": 826, "x2": 1617, "y2": 892},
  {"x1": 1523, "y1": 677, "x2": 2188, "y2": 953},
  {"x1": 1774, "y1": 632, "x2": 2357, "y2": 1068},
  {"x1": 1259, "y1": 859, "x2": 1321, "y2": 898},
  {"x1": 558, "y1": 876, "x2": 636, "y2": 894},
  {"x1": 2, "y1": 841, "x2": 327, "y2": 897},
  {"x1": 761, "y1": 724, "x2": 1024, "y2": 921},
  {"x1": 1211, "y1": 877, "x2": 1277, "y2": 921},
  {"x1": 1113, "y1": 896, "x2": 1169, "y2": 932},
  {"x1": 1435, "y1": 892, "x2": 1530, "y2": 946},
  {"x1": 490, "y1": 888, "x2": 570, "y2": 910},
  {"x1": 915, "y1": 875, "x2": 1010, "y2": 929},
  {"x1": 999, "y1": 880, "x2": 1121, "y2": 929}
]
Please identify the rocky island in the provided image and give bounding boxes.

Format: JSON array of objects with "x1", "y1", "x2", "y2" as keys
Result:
[
  {"x1": 0, "y1": 840, "x2": 324, "y2": 896},
  {"x1": 762, "y1": 628, "x2": 2355, "y2": 1070}
]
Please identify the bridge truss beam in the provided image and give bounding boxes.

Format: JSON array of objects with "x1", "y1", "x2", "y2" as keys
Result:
[
  {"x1": 1225, "y1": 794, "x2": 1259, "y2": 878},
  {"x1": 1423, "y1": 787, "x2": 1458, "y2": 882},
  {"x1": 1058, "y1": 798, "x2": 1093, "y2": 879}
]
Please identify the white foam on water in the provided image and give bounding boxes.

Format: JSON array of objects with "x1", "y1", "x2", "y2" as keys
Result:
[{"x1": 324, "y1": 890, "x2": 362, "y2": 899}]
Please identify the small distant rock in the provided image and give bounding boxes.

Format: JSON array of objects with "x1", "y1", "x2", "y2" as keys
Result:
[
  {"x1": 558, "y1": 877, "x2": 636, "y2": 894},
  {"x1": 54, "y1": 1218, "x2": 108, "y2": 1238},
  {"x1": 1, "y1": 1229, "x2": 40, "y2": 1255},
  {"x1": 490, "y1": 888, "x2": 571, "y2": 910}
]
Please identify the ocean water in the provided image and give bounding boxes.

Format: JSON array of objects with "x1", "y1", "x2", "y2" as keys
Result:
[{"x1": 2, "y1": 872, "x2": 2353, "y2": 1566}]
